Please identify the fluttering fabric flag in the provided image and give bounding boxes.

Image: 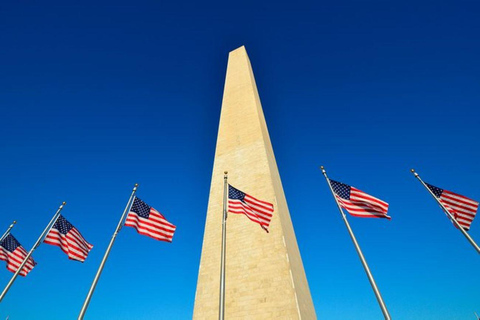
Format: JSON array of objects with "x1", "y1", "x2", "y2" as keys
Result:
[
  {"x1": 330, "y1": 179, "x2": 391, "y2": 219},
  {"x1": 44, "y1": 215, "x2": 93, "y2": 262},
  {"x1": 0, "y1": 234, "x2": 36, "y2": 276},
  {"x1": 228, "y1": 184, "x2": 274, "y2": 232},
  {"x1": 425, "y1": 183, "x2": 478, "y2": 231},
  {"x1": 125, "y1": 197, "x2": 176, "y2": 242}
]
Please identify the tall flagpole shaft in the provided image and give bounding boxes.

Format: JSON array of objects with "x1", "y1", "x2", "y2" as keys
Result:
[
  {"x1": 0, "y1": 221, "x2": 17, "y2": 243},
  {"x1": 219, "y1": 171, "x2": 228, "y2": 320},
  {"x1": 411, "y1": 169, "x2": 480, "y2": 254},
  {"x1": 320, "y1": 166, "x2": 391, "y2": 320},
  {"x1": 78, "y1": 183, "x2": 138, "y2": 320},
  {"x1": 0, "y1": 202, "x2": 66, "y2": 303}
]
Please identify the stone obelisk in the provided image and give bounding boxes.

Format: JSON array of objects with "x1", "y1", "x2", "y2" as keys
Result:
[{"x1": 193, "y1": 46, "x2": 316, "y2": 319}]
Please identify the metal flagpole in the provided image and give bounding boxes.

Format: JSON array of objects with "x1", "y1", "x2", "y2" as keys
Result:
[
  {"x1": 219, "y1": 171, "x2": 228, "y2": 320},
  {"x1": 78, "y1": 183, "x2": 138, "y2": 320},
  {"x1": 0, "y1": 201, "x2": 66, "y2": 303},
  {"x1": 320, "y1": 166, "x2": 392, "y2": 320},
  {"x1": 411, "y1": 169, "x2": 480, "y2": 254},
  {"x1": 0, "y1": 221, "x2": 17, "y2": 243}
]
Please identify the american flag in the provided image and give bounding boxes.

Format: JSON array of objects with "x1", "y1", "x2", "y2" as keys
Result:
[
  {"x1": 426, "y1": 183, "x2": 478, "y2": 231},
  {"x1": 44, "y1": 215, "x2": 93, "y2": 262},
  {"x1": 330, "y1": 179, "x2": 391, "y2": 219},
  {"x1": 228, "y1": 184, "x2": 274, "y2": 232},
  {"x1": 125, "y1": 197, "x2": 176, "y2": 242},
  {"x1": 0, "y1": 234, "x2": 36, "y2": 276}
]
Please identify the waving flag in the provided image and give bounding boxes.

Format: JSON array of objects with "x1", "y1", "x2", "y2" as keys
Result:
[
  {"x1": 426, "y1": 183, "x2": 478, "y2": 231},
  {"x1": 330, "y1": 179, "x2": 390, "y2": 219},
  {"x1": 44, "y1": 215, "x2": 93, "y2": 262},
  {"x1": 228, "y1": 185, "x2": 274, "y2": 232},
  {"x1": 0, "y1": 234, "x2": 36, "y2": 276},
  {"x1": 125, "y1": 197, "x2": 176, "y2": 242}
]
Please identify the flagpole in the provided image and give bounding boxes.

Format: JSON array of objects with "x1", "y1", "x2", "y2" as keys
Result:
[
  {"x1": 78, "y1": 183, "x2": 138, "y2": 320},
  {"x1": 320, "y1": 166, "x2": 391, "y2": 320},
  {"x1": 219, "y1": 171, "x2": 228, "y2": 320},
  {"x1": 0, "y1": 221, "x2": 17, "y2": 243},
  {"x1": 411, "y1": 169, "x2": 480, "y2": 254},
  {"x1": 0, "y1": 202, "x2": 66, "y2": 303}
]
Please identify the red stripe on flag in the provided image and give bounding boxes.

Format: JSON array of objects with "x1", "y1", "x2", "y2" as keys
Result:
[
  {"x1": 228, "y1": 188, "x2": 274, "y2": 232},
  {"x1": 124, "y1": 208, "x2": 176, "y2": 242}
]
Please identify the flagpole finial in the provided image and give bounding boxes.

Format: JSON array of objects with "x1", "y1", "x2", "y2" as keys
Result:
[
  {"x1": 410, "y1": 169, "x2": 419, "y2": 177},
  {"x1": 62, "y1": 201, "x2": 66, "y2": 205},
  {"x1": 135, "y1": 183, "x2": 139, "y2": 187},
  {"x1": 224, "y1": 171, "x2": 228, "y2": 174},
  {"x1": 13, "y1": 221, "x2": 16, "y2": 225}
]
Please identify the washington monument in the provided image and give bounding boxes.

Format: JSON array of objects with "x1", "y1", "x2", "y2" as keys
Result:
[{"x1": 193, "y1": 46, "x2": 316, "y2": 319}]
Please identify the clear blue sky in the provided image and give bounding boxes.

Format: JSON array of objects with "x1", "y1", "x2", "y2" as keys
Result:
[{"x1": 1, "y1": 1, "x2": 479, "y2": 319}]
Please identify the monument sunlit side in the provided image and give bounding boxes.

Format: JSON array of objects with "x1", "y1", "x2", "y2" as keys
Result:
[{"x1": 193, "y1": 46, "x2": 316, "y2": 319}]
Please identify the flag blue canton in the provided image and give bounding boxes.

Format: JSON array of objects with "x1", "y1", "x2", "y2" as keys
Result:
[
  {"x1": 229, "y1": 185, "x2": 246, "y2": 201},
  {"x1": 426, "y1": 183, "x2": 443, "y2": 198},
  {"x1": 330, "y1": 180, "x2": 351, "y2": 200},
  {"x1": 0, "y1": 234, "x2": 21, "y2": 253},
  {"x1": 131, "y1": 197, "x2": 151, "y2": 219},
  {"x1": 52, "y1": 215, "x2": 74, "y2": 235}
]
